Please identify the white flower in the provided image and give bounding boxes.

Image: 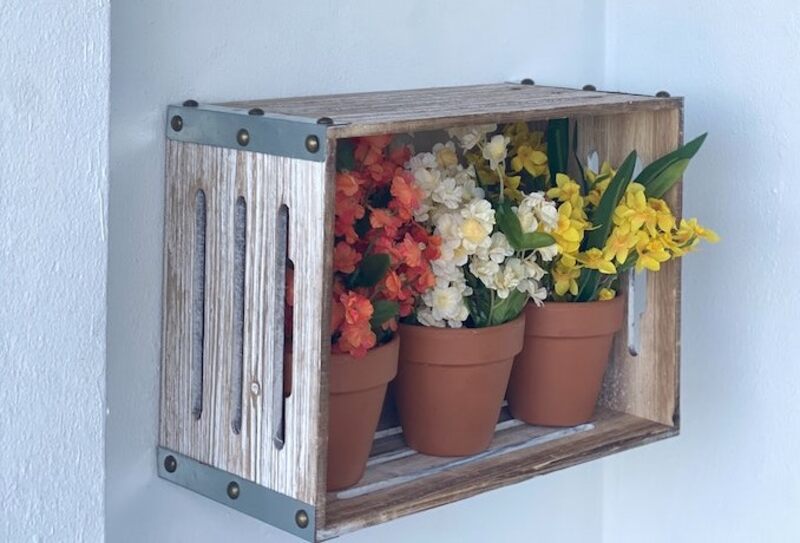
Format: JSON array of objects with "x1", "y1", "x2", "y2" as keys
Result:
[
  {"x1": 431, "y1": 176, "x2": 464, "y2": 209},
  {"x1": 416, "y1": 307, "x2": 445, "y2": 328},
  {"x1": 447, "y1": 124, "x2": 497, "y2": 150},
  {"x1": 433, "y1": 141, "x2": 459, "y2": 169},
  {"x1": 492, "y1": 258, "x2": 526, "y2": 299},
  {"x1": 475, "y1": 232, "x2": 514, "y2": 264},
  {"x1": 517, "y1": 191, "x2": 559, "y2": 232},
  {"x1": 422, "y1": 285, "x2": 470, "y2": 327},
  {"x1": 536, "y1": 243, "x2": 559, "y2": 262},
  {"x1": 482, "y1": 134, "x2": 510, "y2": 170},
  {"x1": 520, "y1": 279, "x2": 548, "y2": 306},
  {"x1": 469, "y1": 257, "x2": 500, "y2": 288},
  {"x1": 523, "y1": 259, "x2": 546, "y2": 281}
]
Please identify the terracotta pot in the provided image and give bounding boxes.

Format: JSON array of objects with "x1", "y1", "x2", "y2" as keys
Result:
[
  {"x1": 284, "y1": 337, "x2": 398, "y2": 491},
  {"x1": 507, "y1": 296, "x2": 625, "y2": 427},
  {"x1": 395, "y1": 315, "x2": 526, "y2": 457}
]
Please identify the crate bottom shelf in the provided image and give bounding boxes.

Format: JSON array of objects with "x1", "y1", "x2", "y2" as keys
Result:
[{"x1": 321, "y1": 407, "x2": 676, "y2": 539}]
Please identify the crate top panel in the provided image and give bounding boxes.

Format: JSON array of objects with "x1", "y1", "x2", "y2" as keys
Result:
[{"x1": 225, "y1": 83, "x2": 682, "y2": 138}]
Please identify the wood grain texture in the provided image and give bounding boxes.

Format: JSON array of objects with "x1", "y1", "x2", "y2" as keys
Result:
[
  {"x1": 574, "y1": 107, "x2": 683, "y2": 427},
  {"x1": 225, "y1": 84, "x2": 681, "y2": 138},
  {"x1": 320, "y1": 408, "x2": 675, "y2": 540},
  {"x1": 160, "y1": 141, "x2": 332, "y2": 506}
]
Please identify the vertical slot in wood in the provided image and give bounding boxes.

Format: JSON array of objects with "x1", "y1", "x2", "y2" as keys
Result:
[
  {"x1": 232, "y1": 196, "x2": 247, "y2": 434},
  {"x1": 191, "y1": 189, "x2": 207, "y2": 420},
  {"x1": 273, "y1": 204, "x2": 289, "y2": 449}
]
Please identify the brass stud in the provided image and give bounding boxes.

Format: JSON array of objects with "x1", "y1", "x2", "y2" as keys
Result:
[
  {"x1": 305, "y1": 134, "x2": 320, "y2": 153},
  {"x1": 237, "y1": 129, "x2": 250, "y2": 147},
  {"x1": 170, "y1": 115, "x2": 183, "y2": 132},
  {"x1": 182, "y1": 99, "x2": 199, "y2": 107},
  {"x1": 295, "y1": 509, "x2": 309, "y2": 529},
  {"x1": 227, "y1": 481, "x2": 240, "y2": 500},
  {"x1": 656, "y1": 90, "x2": 671, "y2": 98},
  {"x1": 316, "y1": 116, "x2": 334, "y2": 125},
  {"x1": 520, "y1": 78, "x2": 535, "y2": 85},
  {"x1": 248, "y1": 108, "x2": 265, "y2": 116},
  {"x1": 163, "y1": 455, "x2": 177, "y2": 473},
  {"x1": 583, "y1": 84, "x2": 597, "y2": 91}
]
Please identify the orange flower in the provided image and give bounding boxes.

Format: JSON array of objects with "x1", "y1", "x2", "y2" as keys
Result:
[
  {"x1": 335, "y1": 194, "x2": 365, "y2": 243},
  {"x1": 369, "y1": 208, "x2": 402, "y2": 237},
  {"x1": 333, "y1": 241, "x2": 362, "y2": 274},
  {"x1": 389, "y1": 171, "x2": 423, "y2": 220},
  {"x1": 395, "y1": 233, "x2": 423, "y2": 268},
  {"x1": 336, "y1": 172, "x2": 362, "y2": 197},
  {"x1": 383, "y1": 270, "x2": 403, "y2": 300},
  {"x1": 340, "y1": 291, "x2": 373, "y2": 325},
  {"x1": 337, "y1": 320, "x2": 376, "y2": 358}
]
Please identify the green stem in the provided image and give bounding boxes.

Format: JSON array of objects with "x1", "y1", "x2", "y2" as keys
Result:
[{"x1": 487, "y1": 289, "x2": 496, "y2": 326}]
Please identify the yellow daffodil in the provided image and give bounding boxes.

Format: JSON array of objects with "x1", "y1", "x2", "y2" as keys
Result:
[
  {"x1": 552, "y1": 202, "x2": 587, "y2": 254},
  {"x1": 635, "y1": 232, "x2": 672, "y2": 272},
  {"x1": 547, "y1": 173, "x2": 584, "y2": 208},
  {"x1": 552, "y1": 257, "x2": 581, "y2": 296},
  {"x1": 586, "y1": 177, "x2": 610, "y2": 207},
  {"x1": 511, "y1": 145, "x2": 548, "y2": 177},
  {"x1": 503, "y1": 174, "x2": 525, "y2": 202},
  {"x1": 603, "y1": 225, "x2": 638, "y2": 264},
  {"x1": 598, "y1": 288, "x2": 616, "y2": 301},
  {"x1": 613, "y1": 183, "x2": 658, "y2": 235},
  {"x1": 576, "y1": 248, "x2": 617, "y2": 274},
  {"x1": 585, "y1": 161, "x2": 616, "y2": 185},
  {"x1": 681, "y1": 218, "x2": 720, "y2": 243},
  {"x1": 648, "y1": 198, "x2": 677, "y2": 232}
]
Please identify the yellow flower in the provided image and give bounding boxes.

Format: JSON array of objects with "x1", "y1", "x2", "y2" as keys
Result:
[
  {"x1": 682, "y1": 218, "x2": 720, "y2": 243},
  {"x1": 613, "y1": 183, "x2": 657, "y2": 235},
  {"x1": 511, "y1": 145, "x2": 548, "y2": 177},
  {"x1": 503, "y1": 174, "x2": 525, "y2": 202},
  {"x1": 648, "y1": 198, "x2": 677, "y2": 232},
  {"x1": 586, "y1": 177, "x2": 610, "y2": 207},
  {"x1": 635, "y1": 231, "x2": 672, "y2": 272},
  {"x1": 598, "y1": 288, "x2": 616, "y2": 301},
  {"x1": 603, "y1": 225, "x2": 638, "y2": 264},
  {"x1": 552, "y1": 257, "x2": 581, "y2": 296},
  {"x1": 547, "y1": 173, "x2": 584, "y2": 208},
  {"x1": 585, "y1": 161, "x2": 616, "y2": 185},
  {"x1": 436, "y1": 146, "x2": 458, "y2": 169},
  {"x1": 576, "y1": 248, "x2": 617, "y2": 275},
  {"x1": 552, "y1": 202, "x2": 586, "y2": 254}
]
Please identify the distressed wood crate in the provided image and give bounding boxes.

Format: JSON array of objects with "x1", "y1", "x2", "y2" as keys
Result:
[{"x1": 158, "y1": 83, "x2": 683, "y2": 541}]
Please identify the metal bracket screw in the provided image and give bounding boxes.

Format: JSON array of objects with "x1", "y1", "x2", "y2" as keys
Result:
[
  {"x1": 170, "y1": 115, "x2": 183, "y2": 132},
  {"x1": 248, "y1": 108, "x2": 265, "y2": 116},
  {"x1": 237, "y1": 129, "x2": 250, "y2": 147},
  {"x1": 182, "y1": 99, "x2": 199, "y2": 108},
  {"x1": 656, "y1": 90, "x2": 671, "y2": 98},
  {"x1": 582, "y1": 84, "x2": 597, "y2": 91},
  {"x1": 305, "y1": 135, "x2": 320, "y2": 153},
  {"x1": 164, "y1": 455, "x2": 177, "y2": 473},
  {"x1": 227, "y1": 481, "x2": 240, "y2": 500},
  {"x1": 520, "y1": 78, "x2": 535, "y2": 85},
  {"x1": 295, "y1": 509, "x2": 309, "y2": 529},
  {"x1": 316, "y1": 116, "x2": 333, "y2": 125}
]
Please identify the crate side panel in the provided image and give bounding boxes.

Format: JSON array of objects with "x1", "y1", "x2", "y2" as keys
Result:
[
  {"x1": 160, "y1": 141, "x2": 329, "y2": 507},
  {"x1": 575, "y1": 108, "x2": 682, "y2": 426}
]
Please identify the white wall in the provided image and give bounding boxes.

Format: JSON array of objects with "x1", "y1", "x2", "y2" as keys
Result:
[
  {"x1": 602, "y1": 1, "x2": 800, "y2": 541},
  {"x1": 0, "y1": 1, "x2": 109, "y2": 541},
  {"x1": 106, "y1": 1, "x2": 608, "y2": 541}
]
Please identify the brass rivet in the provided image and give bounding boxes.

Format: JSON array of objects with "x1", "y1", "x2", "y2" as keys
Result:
[
  {"x1": 164, "y1": 455, "x2": 177, "y2": 473},
  {"x1": 316, "y1": 116, "x2": 334, "y2": 125},
  {"x1": 582, "y1": 84, "x2": 597, "y2": 91},
  {"x1": 227, "y1": 481, "x2": 240, "y2": 500},
  {"x1": 520, "y1": 78, "x2": 535, "y2": 85},
  {"x1": 170, "y1": 115, "x2": 183, "y2": 132},
  {"x1": 237, "y1": 129, "x2": 250, "y2": 147},
  {"x1": 182, "y1": 99, "x2": 199, "y2": 108},
  {"x1": 295, "y1": 509, "x2": 309, "y2": 529},
  {"x1": 248, "y1": 108, "x2": 264, "y2": 116},
  {"x1": 656, "y1": 90, "x2": 671, "y2": 98},
  {"x1": 305, "y1": 135, "x2": 320, "y2": 153}
]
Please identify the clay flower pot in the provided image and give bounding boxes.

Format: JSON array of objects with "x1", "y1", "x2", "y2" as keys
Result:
[
  {"x1": 507, "y1": 296, "x2": 625, "y2": 427},
  {"x1": 395, "y1": 315, "x2": 525, "y2": 457},
  {"x1": 284, "y1": 336, "x2": 398, "y2": 491}
]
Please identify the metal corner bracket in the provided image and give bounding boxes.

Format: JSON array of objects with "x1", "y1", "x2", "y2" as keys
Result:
[
  {"x1": 157, "y1": 447, "x2": 316, "y2": 541},
  {"x1": 166, "y1": 103, "x2": 329, "y2": 162}
]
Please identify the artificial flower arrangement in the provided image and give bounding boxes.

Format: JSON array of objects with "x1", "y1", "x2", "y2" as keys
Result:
[{"x1": 285, "y1": 135, "x2": 438, "y2": 490}]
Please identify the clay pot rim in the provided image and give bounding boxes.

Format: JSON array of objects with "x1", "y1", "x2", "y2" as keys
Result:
[
  {"x1": 329, "y1": 333, "x2": 399, "y2": 363},
  {"x1": 523, "y1": 294, "x2": 625, "y2": 338},
  {"x1": 398, "y1": 312, "x2": 526, "y2": 337},
  {"x1": 532, "y1": 294, "x2": 625, "y2": 312},
  {"x1": 329, "y1": 334, "x2": 399, "y2": 394}
]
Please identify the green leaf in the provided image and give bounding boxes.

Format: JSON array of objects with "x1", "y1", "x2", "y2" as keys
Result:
[
  {"x1": 546, "y1": 118, "x2": 570, "y2": 181},
  {"x1": 348, "y1": 253, "x2": 391, "y2": 288},
  {"x1": 370, "y1": 300, "x2": 399, "y2": 329},
  {"x1": 464, "y1": 269, "x2": 491, "y2": 327},
  {"x1": 572, "y1": 121, "x2": 588, "y2": 195},
  {"x1": 336, "y1": 139, "x2": 356, "y2": 171},
  {"x1": 489, "y1": 289, "x2": 528, "y2": 326},
  {"x1": 576, "y1": 268, "x2": 600, "y2": 302},
  {"x1": 635, "y1": 133, "x2": 707, "y2": 197},
  {"x1": 584, "y1": 150, "x2": 638, "y2": 251},
  {"x1": 495, "y1": 200, "x2": 557, "y2": 251}
]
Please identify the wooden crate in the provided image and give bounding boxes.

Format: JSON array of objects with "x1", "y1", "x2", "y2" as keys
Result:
[{"x1": 158, "y1": 83, "x2": 683, "y2": 541}]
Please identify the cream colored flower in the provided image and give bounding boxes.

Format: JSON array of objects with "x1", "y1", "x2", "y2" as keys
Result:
[
  {"x1": 469, "y1": 257, "x2": 500, "y2": 288},
  {"x1": 482, "y1": 134, "x2": 510, "y2": 170},
  {"x1": 434, "y1": 142, "x2": 459, "y2": 169},
  {"x1": 475, "y1": 232, "x2": 514, "y2": 264},
  {"x1": 448, "y1": 124, "x2": 497, "y2": 150}
]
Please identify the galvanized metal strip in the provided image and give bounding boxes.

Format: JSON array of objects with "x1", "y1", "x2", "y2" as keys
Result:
[
  {"x1": 166, "y1": 104, "x2": 328, "y2": 162},
  {"x1": 157, "y1": 447, "x2": 315, "y2": 541},
  {"x1": 627, "y1": 270, "x2": 648, "y2": 356}
]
